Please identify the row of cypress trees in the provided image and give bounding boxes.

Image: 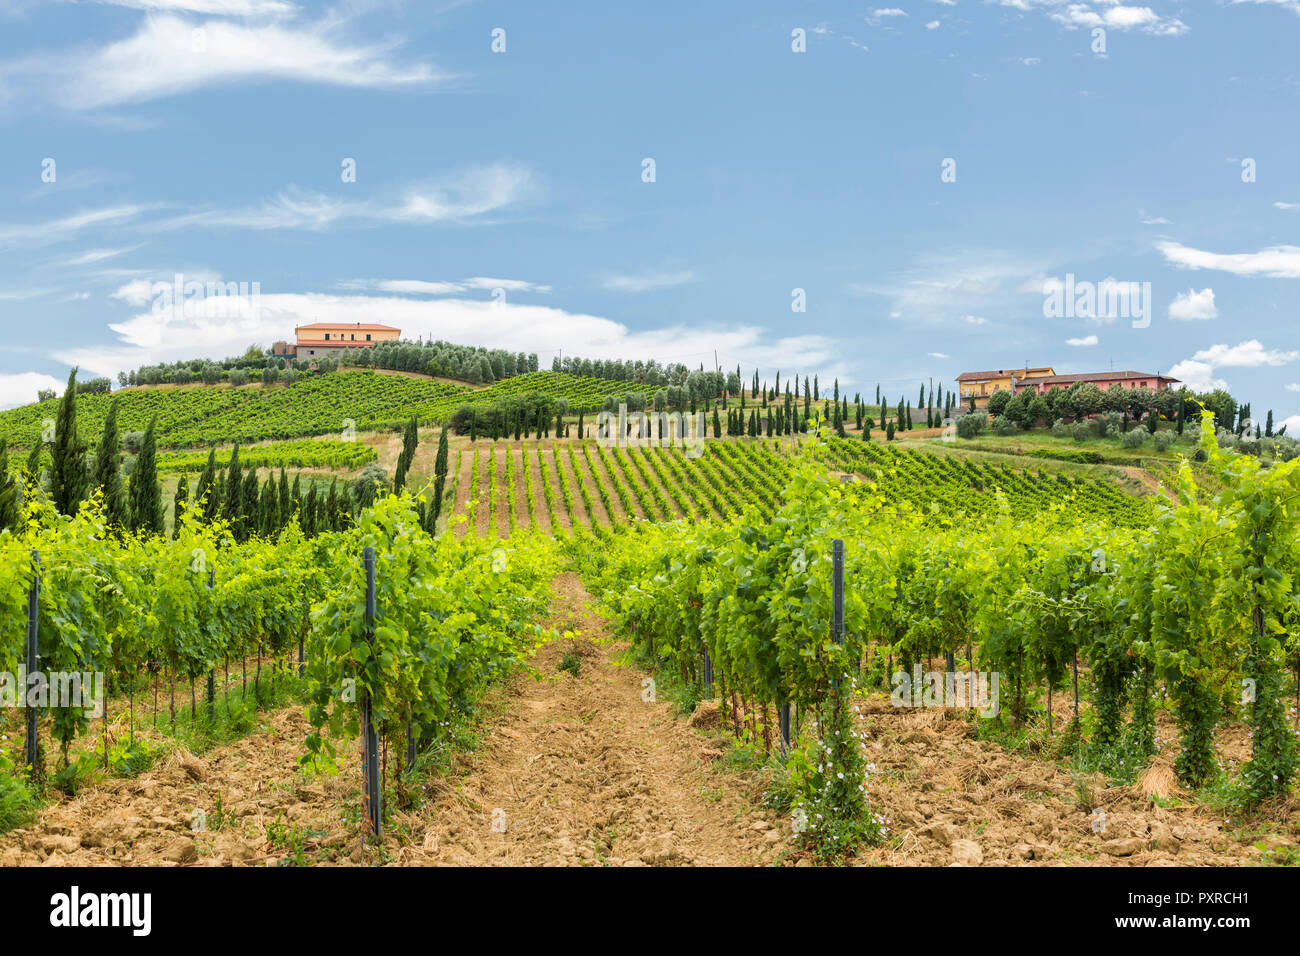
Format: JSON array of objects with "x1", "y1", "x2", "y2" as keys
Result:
[{"x1": 7, "y1": 368, "x2": 164, "y2": 534}]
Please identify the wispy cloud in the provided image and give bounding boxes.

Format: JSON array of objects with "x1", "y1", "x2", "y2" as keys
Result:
[
  {"x1": 0, "y1": 204, "x2": 149, "y2": 248},
  {"x1": 602, "y1": 270, "x2": 697, "y2": 293},
  {"x1": 86, "y1": 0, "x2": 298, "y2": 13},
  {"x1": 339, "y1": 277, "x2": 552, "y2": 296},
  {"x1": 1066, "y1": 334, "x2": 1098, "y2": 346},
  {"x1": 151, "y1": 164, "x2": 536, "y2": 232},
  {"x1": 1229, "y1": 0, "x2": 1300, "y2": 17},
  {"x1": 1158, "y1": 240, "x2": 1300, "y2": 278}
]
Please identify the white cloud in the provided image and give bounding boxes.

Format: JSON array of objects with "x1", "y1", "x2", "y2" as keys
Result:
[
  {"x1": 872, "y1": 8, "x2": 908, "y2": 16},
  {"x1": 0, "y1": 371, "x2": 65, "y2": 410},
  {"x1": 1167, "y1": 287, "x2": 1218, "y2": 320},
  {"x1": 1167, "y1": 360, "x2": 1226, "y2": 392},
  {"x1": 1066, "y1": 334, "x2": 1098, "y2": 346},
  {"x1": 1279, "y1": 414, "x2": 1300, "y2": 434},
  {"x1": 1285, "y1": 383, "x2": 1300, "y2": 392},
  {"x1": 1169, "y1": 339, "x2": 1300, "y2": 391},
  {"x1": 1157, "y1": 240, "x2": 1300, "y2": 278},
  {"x1": 962, "y1": 314, "x2": 987, "y2": 325},
  {"x1": 927, "y1": 351, "x2": 949, "y2": 359},
  {"x1": 1274, "y1": 201, "x2": 1300, "y2": 211},
  {"x1": 993, "y1": 1, "x2": 1187, "y2": 36},
  {"x1": 1018, "y1": 57, "x2": 1041, "y2": 65},
  {"x1": 1140, "y1": 215, "x2": 1171, "y2": 224},
  {"x1": 1186, "y1": 340, "x2": 1299, "y2": 367},
  {"x1": 603, "y1": 270, "x2": 697, "y2": 293},
  {"x1": 54, "y1": 290, "x2": 854, "y2": 388},
  {"x1": 925, "y1": 20, "x2": 941, "y2": 28},
  {"x1": 2, "y1": 14, "x2": 443, "y2": 110}
]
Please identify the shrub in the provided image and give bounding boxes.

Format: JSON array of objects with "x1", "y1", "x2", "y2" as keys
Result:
[
  {"x1": 1096, "y1": 411, "x2": 1124, "y2": 438},
  {"x1": 351, "y1": 462, "x2": 388, "y2": 510},
  {"x1": 1051, "y1": 418, "x2": 1069, "y2": 438},
  {"x1": 1071, "y1": 422, "x2": 1090, "y2": 443},
  {"x1": 1152, "y1": 430, "x2": 1173, "y2": 452},
  {"x1": 955, "y1": 413, "x2": 987, "y2": 439},
  {"x1": 1270, "y1": 436, "x2": 1300, "y2": 462},
  {"x1": 228, "y1": 368, "x2": 249, "y2": 387},
  {"x1": 1122, "y1": 425, "x2": 1149, "y2": 449},
  {"x1": 993, "y1": 415, "x2": 1018, "y2": 436},
  {"x1": 0, "y1": 769, "x2": 37, "y2": 833}
]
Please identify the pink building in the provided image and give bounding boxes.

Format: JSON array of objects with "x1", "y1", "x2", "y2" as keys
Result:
[{"x1": 1014, "y1": 370, "x2": 1179, "y2": 396}]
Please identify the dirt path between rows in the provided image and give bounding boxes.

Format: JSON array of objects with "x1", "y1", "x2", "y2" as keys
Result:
[
  {"x1": 409, "y1": 573, "x2": 774, "y2": 865},
  {"x1": 0, "y1": 574, "x2": 780, "y2": 867}
]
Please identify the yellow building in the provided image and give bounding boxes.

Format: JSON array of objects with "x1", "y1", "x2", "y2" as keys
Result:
[
  {"x1": 955, "y1": 367, "x2": 1054, "y2": 409},
  {"x1": 293, "y1": 322, "x2": 401, "y2": 359}
]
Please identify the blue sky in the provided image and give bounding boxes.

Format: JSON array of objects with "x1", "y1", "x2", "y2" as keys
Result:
[{"x1": 2, "y1": 1, "x2": 1300, "y2": 425}]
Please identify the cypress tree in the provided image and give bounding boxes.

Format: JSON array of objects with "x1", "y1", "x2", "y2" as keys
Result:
[
  {"x1": 326, "y1": 478, "x2": 339, "y2": 532},
  {"x1": 279, "y1": 468, "x2": 290, "y2": 528},
  {"x1": 94, "y1": 397, "x2": 128, "y2": 528},
  {"x1": 24, "y1": 440, "x2": 43, "y2": 492},
  {"x1": 51, "y1": 367, "x2": 88, "y2": 517},
  {"x1": 196, "y1": 449, "x2": 219, "y2": 523},
  {"x1": 577, "y1": 411, "x2": 584, "y2": 439},
  {"x1": 224, "y1": 445, "x2": 243, "y2": 528},
  {"x1": 813, "y1": 375, "x2": 819, "y2": 401},
  {"x1": 394, "y1": 416, "x2": 418, "y2": 492},
  {"x1": 1265, "y1": 409, "x2": 1274, "y2": 438},
  {"x1": 303, "y1": 484, "x2": 317, "y2": 537},
  {"x1": 171, "y1": 472, "x2": 188, "y2": 539},
  {"x1": 713, "y1": 408, "x2": 722, "y2": 438},
  {"x1": 128, "y1": 418, "x2": 162, "y2": 534},
  {"x1": 291, "y1": 474, "x2": 303, "y2": 526},
  {"x1": 259, "y1": 473, "x2": 277, "y2": 536},
  {"x1": 0, "y1": 441, "x2": 18, "y2": 532},
  {"x1": 240, "y1": 470, "x2": 259, "y2": 540},
  {"x1": 428, "y1": 426, "x2": 450, "y2": 533},
  {"x1": 470, "y1": 411, "x2": 477, "y2": 442}
]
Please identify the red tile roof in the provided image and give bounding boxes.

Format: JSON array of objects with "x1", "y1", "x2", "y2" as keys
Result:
[
  {"x1": 295, "y1": 322, "x2": 400, "y2": 332},
  {"x1": 1033, "y1": 371, "x2": 1178, "y2": 385},
  {"x1": 955, "y1": 367, "x2": 1054, "y2": 382}
]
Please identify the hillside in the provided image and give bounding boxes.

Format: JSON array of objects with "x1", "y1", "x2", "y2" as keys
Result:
[{"x1": 0, "y1": 370, "x2": 628, "y2": 450}]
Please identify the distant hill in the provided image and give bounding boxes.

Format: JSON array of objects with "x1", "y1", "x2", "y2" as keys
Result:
[{"x1": 0, "y1": 370, "x2": 626, "y2": 450}]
